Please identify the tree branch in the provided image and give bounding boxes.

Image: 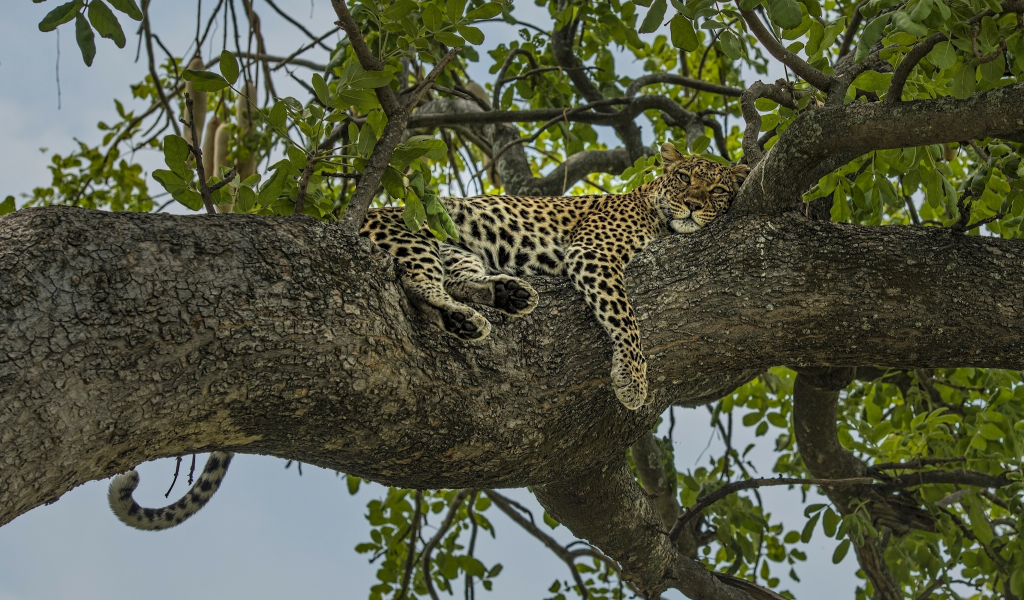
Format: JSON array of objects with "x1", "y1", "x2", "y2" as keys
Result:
[
  {"x1": 626, "y1": 73, "x2": 744, "y2": 98},
  {"x1": 3, "y1": 208, "x2": 1024, "y2": 529},
  {"x1": 733, "y1": 82, "x2": 1024, "y2": 215},
  {"x1": 739, "y1": 9, "x2": 834, "y2": 92}
]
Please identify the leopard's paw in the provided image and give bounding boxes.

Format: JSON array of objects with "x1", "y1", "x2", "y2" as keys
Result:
[
  {"x1": 440, "y1": 309, "x2": 492, "y2": 341},
  {"x1": 493, "y1": 277, "x2": 538, "y2": 317},
  {"x1": 614, "y1": 378, "x2": 648, "y2": 410}
]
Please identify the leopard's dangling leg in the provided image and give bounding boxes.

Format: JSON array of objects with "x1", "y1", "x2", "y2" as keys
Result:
[
  {"x1": 440, "y1": 245, "x2": 539, "y2": 316},
  {"x1": 565, "y1": 245, "x2": 649, "y2": 409},
  {"x1": 361, "y1": 212, "x2": 492, "y2": 341}
]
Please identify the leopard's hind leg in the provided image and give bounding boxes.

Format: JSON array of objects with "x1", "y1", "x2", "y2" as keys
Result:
[
  {"x1": 361, "y1": 211, "x2": 491, "y2": 341},
  {"x1": 440, "y1": 245, "x2": 539, "y2": 316}
]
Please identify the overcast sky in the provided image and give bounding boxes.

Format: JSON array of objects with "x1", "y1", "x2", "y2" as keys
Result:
[{"x1": 0, "y1": 2, "x2": 859, "y2": 599}]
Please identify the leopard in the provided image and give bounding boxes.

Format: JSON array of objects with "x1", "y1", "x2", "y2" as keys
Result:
[
  {"x1": 361, "y1": 142, "x2": 749, "y2": 410},
  {"x1": 104, "y1": 142, "x2": 747, "y2": 531}
]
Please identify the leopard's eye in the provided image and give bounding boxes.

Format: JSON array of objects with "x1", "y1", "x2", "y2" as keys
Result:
[
  {"x1": 711, "y1": 186, "x2": 728, "y2": 194},
  {"x1": 679, "y1": 172, "x2": 691, "y2": 184}
]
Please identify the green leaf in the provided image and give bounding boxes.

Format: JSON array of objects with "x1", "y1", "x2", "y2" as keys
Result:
[
  {"x1": 718, "y1": 30, "x2": 742, "y2": 59},
  {"x1": 257, "y1": 165, "x2": 288, "y2": 207},
  {"x1": 690, "y1": 135, "x2": 710, "y2": 154},
  {"x1": 832, "y1": 539, "x2": 851, "y2": 563},
  {"x1": 968, "y1": 502, "x2": 994, "y2": 544},
  {"x1": 39, "y1": 0, "x2": 81, "y2": 32},
  {"x1": 347, "y1": 65, "x2": 396, "y2": 90},
  {"x1": 801, "y1": 512, "x2": 820, "y2": 542},
  {"x1": 381, "y1": 166, "x2": 406, "y2": 198},
  {"x1": 0, "y1": 196, "x2": 16, "y2": 215},
  {"x1": 182, "y1": 69, "x2": 230, "y2": 92},
  {"x1": 75, "y1": 12, "x2": 96, "y2": 66},
  {"x1": 446, "y1": 0, "x2": 468, "y2": 22},
  {"x1": 928, "y1": 41, "x2": 957, "y2": 69},
  {"x1": 670, "y1": 15, "x2": 700, "y2": 51},
  {"x1": 853, "y1": 70, "x2": 892, "y2": 92},
  {"x1": 423, "y1": 4, "x2": 443, "y2": 30},
  {"x1": 639, "y1": 0, "x2": 668, "y2": 33},
  {"x1": 979, "y1": 54, "x2": 1005, "y2": 83},
  {"x1": 434, "y1": 31, "x2": 465, "y2": 47},
  {"x1": 163, "y1": 134, "x2": 191, "y2": 173},
  {"x1": 855, "y1": 15, "x2": 889, "y2": 62},
  {"x1": 312, "y1": 73, "x2": 330, "y2": 105},
  {"x1": 543, "y1": 510, "x2": 561, "y2": 529},
  {"x1": 767, "y1": 0, "x2": 803, "y2": 30},
  {"x1": 950, "y1": 62, "x2": 977, "y2": 99},
  {"x1": 891, "y1": 10, "x2": 926, "y2": 37},
  {"x1": 106, "y1": 0, "x2": 142, "y2": 20},
  {"x1": 823, "y1": 508, "x2": 840, "y2": 537},
  {"x1": 269, "y1": 101, "x2": 287, "y2": 130},
  {"x1": 403, "y1": 194, "x2": 426, "y2": 232},
  {"x1": 220, "y1": 50, "x2": 239, "y2": 85},
  {"x1": 467, "y1": 2, "x2": 504, "y2": 20},
  {"x1": 87, "y1": 1, "x2": 125, "y2": 48},
  {"x1": 235, "y1": 186, "x2": 256, "y2": 212},
  {"x1": 980, "y1": 422, "x2": 1004, "y2": 440},
  {"x1": 909, "y1": 0, "x2": 932, "y2": 22},
  {"x1": 456, "y1": 25, "x2": 485, "y2": 45}
]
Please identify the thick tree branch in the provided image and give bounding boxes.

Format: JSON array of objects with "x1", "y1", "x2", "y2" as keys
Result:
[
  {"x1": 534, "y1": 463, "x2": 753, "y2": 600},
  {"x1": 3, "y1": 208, "x2": 1024, "y2": 529},
  {"x1": 734, "y1": 82, "x2": 1024, "y2": 215}
]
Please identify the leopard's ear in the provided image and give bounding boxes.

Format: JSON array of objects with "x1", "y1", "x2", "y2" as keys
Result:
[
  {"x1": 660, "y1": 142, "x2": 686, "y2": 168},
  {"x1": 730, "y1": 163, "x2": 751, "y2": 188}
]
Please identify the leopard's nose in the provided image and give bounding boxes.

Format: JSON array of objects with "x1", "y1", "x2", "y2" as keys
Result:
[{"x1": 684, "y1": 198, "x2": 704, "y2": 210}]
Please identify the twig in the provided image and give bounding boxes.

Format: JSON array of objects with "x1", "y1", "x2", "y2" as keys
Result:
[
  {"x1": 626, "y1": 73, "x2": 744, "y2": 98},
  {"x1": 294, "y1": 155, "x2": 317, "y2": 216},
  {"x1": 971, "y1": 23, "x2": 1007, "y2": 63},
  {"x1": 165, "y1": 456, "x2": 183, "y2": 497},
  {"x1": 272, "y1": 27, "x2": 340, "y2": 72},
  {"x1": 491, "y1": 48, "x2": 540, "y2": 108},
  {"x1": 143, "y1": 2, "x2": 181, "y2": 138},
  {"x1": 886, "y1": 33, "x2": 947, "y2": 103},
  {"x1": 320, "y1": 170, "x2": 360, "y2": 179},
  {"x1": 838, "y1": 0, "x2": 869, "y2": 57},
  {"x1": 485, "y1": 490, "x2": 591, "y2": 599},
  {"x1": 263, "y1": 0, "x2": 334, "y2": 51},
  {"x1": 396, "y1": 490, "x2": 422, "y2": 600},
  {"x1": 421, "y1": 490, "x2": 471, "y2": 600},
  {"x1": 208, "y1": 168, "x2": 238, "y2": 192},
  {"x1": 181, "y1": 92, "x2": 217, "y2": 214},
  {"x1": 868, "y1": 456, "x2": 966, "y2": 473},
  {"x1": 739, "y1": 8, "x2": 834, "y2": 92}
]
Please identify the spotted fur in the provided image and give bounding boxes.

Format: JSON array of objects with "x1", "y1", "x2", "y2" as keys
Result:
[
  {"x1": 361, "y1": 143, "x2": 749, "y2": 409},
  {"x1": 108, "y1": 451, "x2": 234, "y2": 530}
]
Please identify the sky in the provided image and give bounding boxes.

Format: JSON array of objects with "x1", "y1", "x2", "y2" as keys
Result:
[{"x1": 0, "y1": 1, "x2": 860, "y2": 599}]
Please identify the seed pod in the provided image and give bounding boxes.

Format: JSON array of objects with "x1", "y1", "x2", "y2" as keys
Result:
[
  {"x1": 235, "y1": 81, "x2": 259, "y2": 181},
  {"x1": 201, "y1": 115, "x2": 221, "y2": 181},
  {"x1": 184, "y1": 55, "x2": 207, "y2": 165},
  {"x1": 214, "y1": 121, "x2": 233, "y2": 213}
]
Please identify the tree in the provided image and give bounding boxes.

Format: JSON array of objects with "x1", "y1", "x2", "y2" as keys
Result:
[{"x1": 3, "y1": 0, "x2": 1024, "y2": 598}]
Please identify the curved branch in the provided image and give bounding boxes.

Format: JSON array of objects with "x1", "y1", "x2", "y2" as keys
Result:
[
  {"x1": 885, "y1": 33, "x2": 947, "y2": 103},
  {"x1": 734, "y1": 82, "x2": 1024, "y2": 215}
]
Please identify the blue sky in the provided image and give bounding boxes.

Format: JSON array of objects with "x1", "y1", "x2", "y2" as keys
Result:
[{"x1": 0, "y1": 2, "x2": 860, "y2": 598}]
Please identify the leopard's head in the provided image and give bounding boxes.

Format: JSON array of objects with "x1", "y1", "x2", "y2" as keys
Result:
[{"x1": 652, "y1": 142, "x2": 750, "y2": 234}]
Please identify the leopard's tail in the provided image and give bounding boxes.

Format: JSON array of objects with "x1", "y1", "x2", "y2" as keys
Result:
[{"x1": 107, "y1": 451, "x2": 234, "y2": 531}]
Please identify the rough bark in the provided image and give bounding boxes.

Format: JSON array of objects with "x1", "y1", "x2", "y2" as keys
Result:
[{"x1": 2, "y1": 205, "x2": 1023, "y2": 530}]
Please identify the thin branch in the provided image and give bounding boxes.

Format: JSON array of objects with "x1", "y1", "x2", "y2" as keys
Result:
[
  {"x1": 142, "y1": 2, "x2": 180, "y2": 138},
  {"x1": 293, "y1": 155, "x2": 317, "y2": 216},
  {"x1": 626, "y1": 73, "x2": 744, "y2": 98},
  {"x1": 396, "y1": 490, "x2": 422, "y2": 600},
  {"x1": 669, "y1": 476, "x2": 874, "y2": 541},
  {"x1": 886, "y1": 33, "x2": 947, "y2": 103},
  {"x1": 421, "y1": 490, "x2": 471, "y2": 600},
  {"x1": 181, "y1": 93, "x2": 217, "y2": 214},
  {"x1": 262, "y1": 0, "x2": 334, "y2": 51},
  {"x1": 838, "y1": 0, "x2": 869, "y2": 57},
  {"x1": 485, "y1": 490, "x2": 591, "y2": 599},
  {"x1": 272, "y1": 27, "x2": 341, "y2": 72},
  {"x1": 739, "y1": 9, "x2": 834, "y2": 91}
]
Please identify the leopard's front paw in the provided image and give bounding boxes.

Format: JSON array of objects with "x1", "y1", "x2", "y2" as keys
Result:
[
  {"x1": 493, "y1": 277, "x2": 539, "y2": 316},
  {"x1": 614, "y1": 377, "x2": 648, "y2": 410}
]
